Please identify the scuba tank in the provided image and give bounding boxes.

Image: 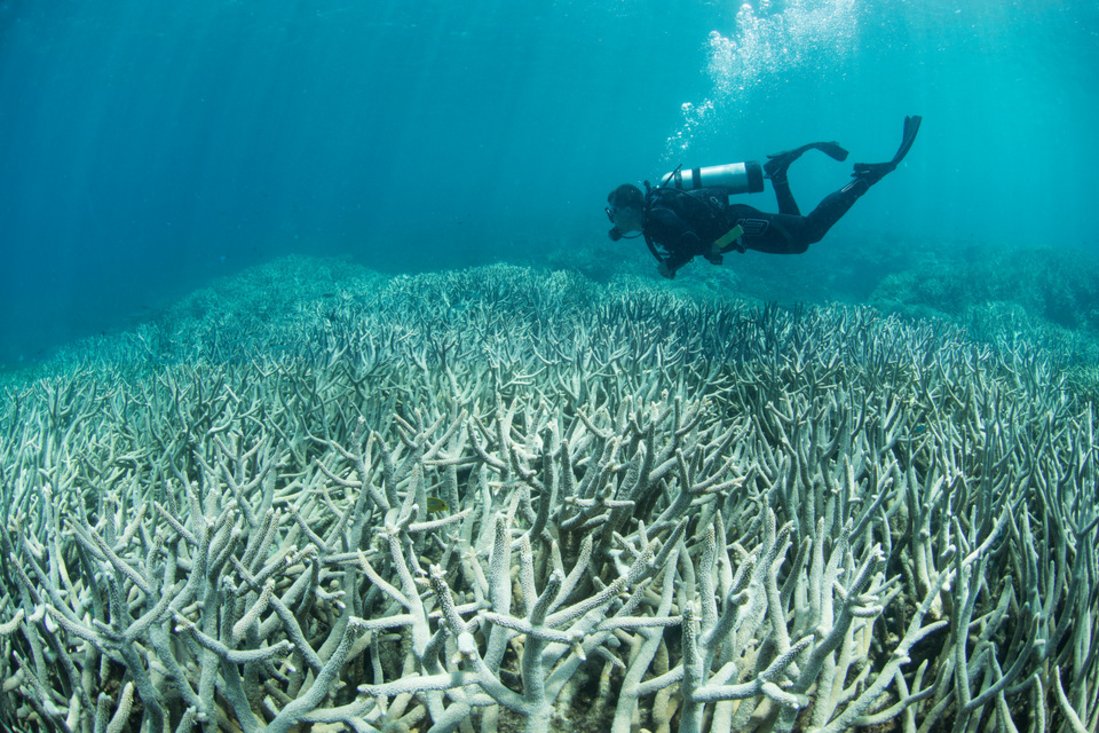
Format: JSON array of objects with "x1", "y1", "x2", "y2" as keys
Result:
[{"x1": 659, "y1": 161, "x2": 764, "y2": 195}]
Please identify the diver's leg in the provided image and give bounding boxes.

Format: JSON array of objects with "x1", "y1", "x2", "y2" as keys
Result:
[
  {"x1": 726, "y1": 193, "x2": 860, "y2": 253},
  {"x1": 770, "y1": 176, "x2": 801, "y2": 216},
  {"x1": 764, "y1": 141, "x2": 849, "y2": 215},
  {"x1": 739, "y1": 185, "x2": 876, "y2": 252},
  {"x1": 801, "y1": 115, "x2": 923, "y2": 244},
  {"x1": 799, "y1": 187, "x2": 864, "y2": 244},
  {"x1": 728, "y1": 206, "x2": 812, "y2": 255}
]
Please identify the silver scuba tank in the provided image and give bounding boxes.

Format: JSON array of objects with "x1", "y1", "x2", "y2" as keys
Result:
[{"x1": 660, "y1": 161, "x2": 764, "y2": 195}]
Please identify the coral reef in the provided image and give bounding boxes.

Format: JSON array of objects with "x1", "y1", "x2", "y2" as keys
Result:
[
  {"x1": 1, "y1": 261, "x2": 1097, "y2": 732},
  {"x1": 543, "y1": 234, "x2": 1099, "y2": 359},
  {"x1": 869, "y1": 245, "x2": 1099, "y2": 331}
]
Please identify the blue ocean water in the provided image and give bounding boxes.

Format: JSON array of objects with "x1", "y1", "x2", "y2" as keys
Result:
[{"x1": 1, "y1": 0, "x2": 1097, "y2": 367}]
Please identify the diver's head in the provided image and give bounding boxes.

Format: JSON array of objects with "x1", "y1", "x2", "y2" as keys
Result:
[{"x1": 606, "y1": 184, "x2": 644, "y2": 240}]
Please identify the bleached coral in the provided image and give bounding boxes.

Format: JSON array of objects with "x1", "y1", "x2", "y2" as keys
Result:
[{"x1": 1, "y1": 262, "x2": 1096, "y2": 732}]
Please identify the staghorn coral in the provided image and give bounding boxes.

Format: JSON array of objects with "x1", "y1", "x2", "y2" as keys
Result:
[
  {"x1": 0, "y1": 260, "x2": 1097, "y2": 732},
  {"x1": 869, "y1": 245, "x2": 1099, "y2": 334}
]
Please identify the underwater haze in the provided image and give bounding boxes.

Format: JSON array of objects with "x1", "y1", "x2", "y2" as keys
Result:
[
  {"x1": 2, "y1": 0, "x2": 1098, "y2": 366},
  {"x1": 5, "y1": 3, "x2": 1099, "y2": 731}
]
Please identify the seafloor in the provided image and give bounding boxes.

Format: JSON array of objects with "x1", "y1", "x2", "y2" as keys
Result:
[{"x1": 1, "y1": 247, "x2": 1097, "y2": 732}]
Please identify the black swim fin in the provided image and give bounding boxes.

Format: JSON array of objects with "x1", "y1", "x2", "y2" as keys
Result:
[
  {"x1": 892, "y1": 114, "x2": 922, "y2": 165},
  {"x1": 851, "y1": 115, "x2": 922, "y2": 186},
  {"x1": 816, "y1": 141, "x2": 851, "y2": 162},
  {"x1": 765, "y1": 140, "x2": 850, "y2": 181}
]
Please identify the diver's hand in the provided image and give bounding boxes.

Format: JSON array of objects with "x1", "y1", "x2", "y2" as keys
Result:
[{"x1": 657, "y1": 262, "x2": 675, "y2": 279}]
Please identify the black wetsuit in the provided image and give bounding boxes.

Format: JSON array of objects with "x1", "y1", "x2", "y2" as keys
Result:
[{"x1": 643, "y1": 175, "x2": 868, "y2": 276}]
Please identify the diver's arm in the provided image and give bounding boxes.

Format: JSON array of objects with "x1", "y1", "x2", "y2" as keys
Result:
[
  {"x1": 649, "y1": 208, "x2": 703, "y2": 277},
  {"x1": 664, "y1": 232, "x2": 703, "y2": 275}
]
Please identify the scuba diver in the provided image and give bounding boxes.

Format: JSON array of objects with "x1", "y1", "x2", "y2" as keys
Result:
[{"x1": 606, "y1": 115, "x2": 922, "y2": 278}]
